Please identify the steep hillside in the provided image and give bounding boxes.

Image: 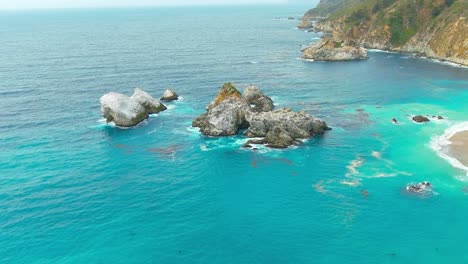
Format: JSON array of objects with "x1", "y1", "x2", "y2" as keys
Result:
[{"x1": 300, "y1": 0, "x2": 468, "y2": 65}]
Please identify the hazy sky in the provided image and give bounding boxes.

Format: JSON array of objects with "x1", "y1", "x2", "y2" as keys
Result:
[{"x1": 0, "y1": 0, "x2": 300, "y2": 10}]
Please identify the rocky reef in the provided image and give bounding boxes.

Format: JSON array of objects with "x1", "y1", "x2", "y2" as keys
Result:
[
  {"x1": 412, "y1": 115, "x2": 430, "y2": 123},
  {"x1": 100, "y1": 88, "x2": 167, "y2": 127},
  {"x1": 161, "y1": 89, "x2": 179, "y2": 101},
  {"x1": 299, "y1": 0, "x2": 468, "y2": 66},
  {"x1": 302, "y1": 38, "x2": 368, "y2": 61},
  {"x1": 192, "y1": 83, "x2": 329, "y2": 148}
]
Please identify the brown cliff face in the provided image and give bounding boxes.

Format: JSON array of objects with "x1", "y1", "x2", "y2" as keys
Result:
[{"x1": 300, "y1": 0, "x2": 468, "y2": 66}]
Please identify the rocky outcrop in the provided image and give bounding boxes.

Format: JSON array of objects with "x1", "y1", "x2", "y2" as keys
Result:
[
  {"x1": 302, "y1": 38, "x2": 368, "y2": 61},
  {"x1": 161, "y1": 89, "x2": 179, "y2": 101},
  {"x1": 206, "y1": 82, "x2": 243, "y2": 110},
  {"x1": 297, "y1": 19, "x2": 313, "y2": 29},
  {"x1": 192, "y1": 83, "x2": 329, "y2": 148},
  {"x1": 192, "y1": 97, "x2": 250, "y2": 136},
  {"x1": 132, "y1": 88, "x2": 167, "y2": 114},
  {"x1": 100, "y1": 88, "x2": 166, "y2": 127},
  {"x1": 243, "y1": 85, "x2": 274, "y2": 112},
  {"x1": 412, "y1": 115, "x2": 430, "y2": 123},
  {"x1": 243, "y1": 108, "x2": 328, "y2": 138},
  {"x1": 300, "y1": 0, "x2": 468, "y2": 66}
]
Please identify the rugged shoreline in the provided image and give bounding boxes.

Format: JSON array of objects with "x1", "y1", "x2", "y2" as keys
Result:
[{"x1": 298, "y1": 0, "x2": 468, "y2": 66}]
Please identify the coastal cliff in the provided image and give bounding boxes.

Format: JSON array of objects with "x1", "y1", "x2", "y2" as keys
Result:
[{"x1": 300, "y1": 0, "x2": 468, "y2": 65}]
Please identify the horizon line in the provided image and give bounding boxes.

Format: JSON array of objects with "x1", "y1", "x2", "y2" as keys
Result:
[{"x1": 0, "y1": 1, "x2": 314, "y2": 11}]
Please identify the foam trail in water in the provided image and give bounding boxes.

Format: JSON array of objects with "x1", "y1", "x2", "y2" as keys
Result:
[{"x1": 431, "y1": 121, "x2": 468, "y2": 176}]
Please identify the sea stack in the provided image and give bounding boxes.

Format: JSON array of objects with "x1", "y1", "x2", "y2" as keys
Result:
[
  {"x1": 192, "y1": 82, "x2": 329, "y2": 148},
  {"x1": 161, "y1": 89, "x2": 179, "y2": 101},
  {"x1": 100, "y1": 88, "x2": 166, "y2": 127}
]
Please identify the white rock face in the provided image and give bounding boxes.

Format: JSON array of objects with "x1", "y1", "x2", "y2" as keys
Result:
[
  {"x1": 100, "y1": 88, "x2": 167, "y2": 127},
  {"x1": 161, "y1": 89, "x2": 179, "y2": 101},
  {"x1": 131, "y1": 88, "x2": 167, "y2": 114},
  {"x1": 100, "y1": 92, "x2": 148, "y2": 127}
]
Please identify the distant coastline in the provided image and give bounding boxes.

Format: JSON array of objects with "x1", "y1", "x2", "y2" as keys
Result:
[{"x1": 298, "y1": 0, "x2": 468, "y2": 66}]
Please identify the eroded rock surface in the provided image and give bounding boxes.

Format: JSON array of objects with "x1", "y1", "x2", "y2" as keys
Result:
[
  {"x1": 302, "y1": 38, "x2": 368, "y2": 61},
  {"x1": 192, "y1": 83, "x2": 329, "y2": 148},
  {"x1": 100, "y1": 88, "x2": 166, "y2": 127}
]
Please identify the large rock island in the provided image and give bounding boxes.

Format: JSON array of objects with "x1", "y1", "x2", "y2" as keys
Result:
[
  {"x1": 299, "y1": 0, "x2": 468, "y2": 66},
  {"x1": 192, "y1": 83, "x2": 329, "y2": 148},
  {"x1": 100, "y1": 88, "x2": 167, "y2": 127}
]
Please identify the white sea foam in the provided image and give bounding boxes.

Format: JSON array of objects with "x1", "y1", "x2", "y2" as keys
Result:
[
  {"x1": 300, "y1": 58, "x2": 315, "y2": 62},
  {"x1": 166, "y1": 105, "x2": 176, "y2": 110},
  {"x1": 200, "y1": 144, "x2": 209, "y2": 151},
  {"x1": 367, "y1": 49, "x2": 397, "y2": 54},
  {"x1": 426, "y1": 58, "x2": 468, "y2": 69},
  {"x1": 431, "y1": 121, "x2": 468, "y2": 176}
]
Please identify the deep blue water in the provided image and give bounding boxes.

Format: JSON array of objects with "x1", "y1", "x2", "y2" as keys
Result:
[{"x1": 1, "y1": 5, "x2": 468, "y2": 264}]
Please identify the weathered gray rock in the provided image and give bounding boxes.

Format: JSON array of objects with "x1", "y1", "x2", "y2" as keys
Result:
[
  {"x1": 192, "y1": 97, "x2": 250, "y2": 136},
  {"x1": 412, "y1": 115, "x2": 430, "y2": 123},
  {"x1": 264, "y1": 126, "x2": 297, "y2": 148},
  {"x1": 100, "y1": 88, "x2": 166, "y2": 127},
  {"x1": 131, "y1": 88, "x2": 167, "y2": 114},
  {"x1": 302, "y1": 38, "x2": 368, "y2": 61},
  {"x1": 100, "y1": 92, "x2": 149, "y2": 127},
  {"x1": 192, "y1": 83, "x2": 330, "y2": 148},
  {"x1": 243, "y1": 85, "x2": 274, "y2": 112},
  {"x1": 161, "y1": 89, "x2": 179, "y2": 101},
  {"x1": 244, "y1": 108, "x2": 328, "y2": 139}
]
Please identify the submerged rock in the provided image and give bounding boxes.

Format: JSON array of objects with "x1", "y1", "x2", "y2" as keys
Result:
[
  {"x1": 412, "y1": 115, "x2": 430, "y2": 123},
  {"x1": 161, "y1": 89, "x2": 179, "y2": 101},
  {"x1": 100, "y1": 88, "x2": 166, "y2": 127},
  {"x1": 302, "y1": 38, "x2": 368, "y2": 61},
  {"x1": 192, "y1": 82, "x2": 329, "y2": 148},
  {"x1": 405, "y1": 181, "x2": 433, "y2": 195}
]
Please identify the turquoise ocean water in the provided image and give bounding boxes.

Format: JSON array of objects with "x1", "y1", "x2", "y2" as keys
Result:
[{"x1": 1, "y1": 5, "x2": 468, "y2": 263}]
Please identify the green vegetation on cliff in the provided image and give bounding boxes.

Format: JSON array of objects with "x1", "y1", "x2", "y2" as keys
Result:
[{"x1": 301, "y1": 0, "x2": 467, "y2": 65}]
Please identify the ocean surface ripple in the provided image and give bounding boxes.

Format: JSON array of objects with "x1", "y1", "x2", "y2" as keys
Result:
[{"x1": 0, "y1": 5, "x2": 468, "y2": 264}]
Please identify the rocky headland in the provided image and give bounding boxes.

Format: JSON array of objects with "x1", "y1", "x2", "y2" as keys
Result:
[
  {"x1": 299, "y1": 0, "x2": 468, "y2": 66},
  {"x1": 192, "y1": 83, "x2": 329, "y2": 148}
]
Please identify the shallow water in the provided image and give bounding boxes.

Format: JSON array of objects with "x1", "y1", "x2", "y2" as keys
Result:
[{"x1": 1, "y1": 5, "x2": 468, "y2": 263}]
